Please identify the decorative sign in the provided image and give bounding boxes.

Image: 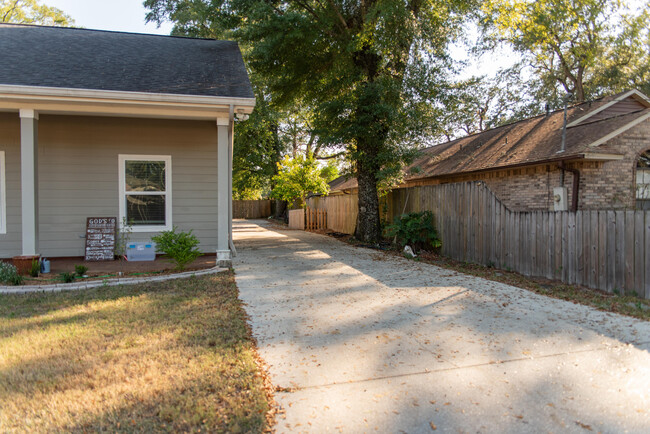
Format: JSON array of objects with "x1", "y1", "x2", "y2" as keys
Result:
[{"x1": 84, "y1": 217, "x2": 117, "y2": 261}]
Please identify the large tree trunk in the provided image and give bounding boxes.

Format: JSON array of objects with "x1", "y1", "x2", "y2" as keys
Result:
[{"x1": 354, "y1": 158, "x2": 381, "y2": 243}]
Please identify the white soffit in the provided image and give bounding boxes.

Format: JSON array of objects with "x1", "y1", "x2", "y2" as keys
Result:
[{"x1": 0, "y1": 84, "x2": 256, "y2": 119}]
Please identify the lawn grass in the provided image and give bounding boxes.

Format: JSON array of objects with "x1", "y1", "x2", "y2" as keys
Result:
[{"x1": 0, "y1": 271, "x2": 275, "y2": 433}]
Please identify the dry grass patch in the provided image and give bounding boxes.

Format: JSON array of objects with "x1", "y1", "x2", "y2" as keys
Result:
[{"x1": 0, "y1": 271, "x2": 274, "y2": 433}]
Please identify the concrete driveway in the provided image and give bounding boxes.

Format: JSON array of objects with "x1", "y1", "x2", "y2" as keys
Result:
[{"x1": 233, "y1": 220, "x2": 650, "y2": 433}]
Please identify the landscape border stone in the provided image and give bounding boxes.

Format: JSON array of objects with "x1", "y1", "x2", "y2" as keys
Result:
[{"x1": 0, "y1": 266, "x2": 228, "y2": 295}]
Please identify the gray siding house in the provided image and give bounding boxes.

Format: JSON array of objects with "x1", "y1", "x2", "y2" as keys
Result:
[{"x1": 0, "y1": 24, "x2": 255, "y2": 264}]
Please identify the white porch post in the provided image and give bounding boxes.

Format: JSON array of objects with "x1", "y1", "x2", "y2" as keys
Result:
[
  {"x1": 216, "y1": 117, "x2": 232, "y2": 266},
  {"x1": 19, "y1": 109, "x2": 39, "y2": 256}
]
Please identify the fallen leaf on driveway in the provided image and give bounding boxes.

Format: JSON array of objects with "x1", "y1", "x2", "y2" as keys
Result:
[{"x1": 429, "y1": 422, "x2": 437, "y2": 430}]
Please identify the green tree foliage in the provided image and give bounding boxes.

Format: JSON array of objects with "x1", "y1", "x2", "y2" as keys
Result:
[
  {"x1": 480, "y1": 0, "x2": 650, "y2": 103},
  {"x1": 271, "y1": 154, "x2": 338, "y2": 208},
  {"x1": 438, "y1": 68, "x2": 536, "y2": 141},
  {"x1": 145, "y1": 0, "x2": 476, "y2": 242},
  {"x1": 1, "y1": 0, "x2": 73, "y2": 26},
  {"x1": 232, "y1": 96, "x2": 284, "y2": 199}
]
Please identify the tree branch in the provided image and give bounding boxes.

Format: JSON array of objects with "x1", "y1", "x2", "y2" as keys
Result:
[{"x1": 317, "y1": 151, "x2": 345, "y2": 160}]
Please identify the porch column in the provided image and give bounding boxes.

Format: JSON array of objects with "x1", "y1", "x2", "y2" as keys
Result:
[
  {"x1": 19, "y1": 109, "x2": 39, "y2": 256},
  {"x1": 216, "y1": 117, "x2": 231, "y2": 266}
]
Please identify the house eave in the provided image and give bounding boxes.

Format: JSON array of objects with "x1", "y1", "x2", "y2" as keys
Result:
[{"x1": 0, "y1": 84, "x2": 256, "y2": 120}]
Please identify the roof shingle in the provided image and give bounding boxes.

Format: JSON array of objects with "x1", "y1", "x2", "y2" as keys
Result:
[{"x1": 0, "y1": 24, "x2": 254, "y2": 99}]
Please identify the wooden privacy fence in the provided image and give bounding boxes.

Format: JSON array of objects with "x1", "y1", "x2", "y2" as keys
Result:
[
  {"x1": 306, "y1": 194, "x2": 358, "y2": 234},
  {"x1": 233, "y1": 200, "x2": 272, "y2": 219},
  {"x1": 310, "y1": 182, "x2": 650, "y2": 299},
  {"x1": 287, "y1": 207, "x2": 328, "y2": 231},
  {"x1": 288, "y1": 209, "x2": 305, "y2": 230},
  {"x1": 305, "y1": 207, "x2": 328, "y2": 231}
]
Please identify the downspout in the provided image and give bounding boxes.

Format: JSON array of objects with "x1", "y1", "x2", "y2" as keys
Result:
[{"x1": 228, "y1": 104, "x2": 237, "y2": 257}]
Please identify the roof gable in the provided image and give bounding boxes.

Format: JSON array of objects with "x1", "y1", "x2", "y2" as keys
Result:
[
  {"x1": 0, "y1": 24, "x2": 254, "y2": 99},
  {"x1": 567, "y1": 90, "x2": 650, "y2": 128}
]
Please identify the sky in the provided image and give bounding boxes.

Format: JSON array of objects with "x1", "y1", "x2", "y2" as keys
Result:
[
  {"x1": 40, "y1": 0, "x2": 644, "y2": 81},
  {"x1": 43, "y1": 0, "x2": 173, "y2": 35},
  {"x1": 42, "y1": 0, "x2": 517, "y2": 79}
]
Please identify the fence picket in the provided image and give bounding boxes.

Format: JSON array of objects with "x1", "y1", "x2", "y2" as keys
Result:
[
  {"x1": 598, "y1": 211, "x2": 607, "y2": 290},
  {"x1": 645, "y1": 211, "x2": 650, "y2": 299},
  {"x1": 635, "y1": 211, "x2": 645, "y2": 295}
]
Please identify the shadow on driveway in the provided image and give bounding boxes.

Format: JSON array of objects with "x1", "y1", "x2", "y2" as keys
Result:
[{"x1": 233, "y1": 219, "x2": 650, "y2": 433}]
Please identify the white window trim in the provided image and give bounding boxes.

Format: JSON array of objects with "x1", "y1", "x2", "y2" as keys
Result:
[
  {"x1": 0, "y1": 151, "x2": 6, "y2": 234},
  {"x1": 118, "y1": 154, "x2": 172, "y2": 233},
  {"x1": 637, "y1": 168, "x2": 650, "y2": 200}
]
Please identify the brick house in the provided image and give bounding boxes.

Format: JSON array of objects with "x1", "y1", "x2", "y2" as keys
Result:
[{"x1": 330, "y1": 90, "x2": 650, "y2": 211}]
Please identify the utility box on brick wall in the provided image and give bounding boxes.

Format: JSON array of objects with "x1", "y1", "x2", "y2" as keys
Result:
[{"x1": 553, "y1": 187, "x2": 568, "y2": 211}]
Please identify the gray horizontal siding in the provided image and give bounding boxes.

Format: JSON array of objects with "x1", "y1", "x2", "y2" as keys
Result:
[
  {"x1": 0, "y1": 113, "x2": 223, "y2": 258},
  {"x1": 0, "y1": 114, "x2": 21, "y2": 257}
]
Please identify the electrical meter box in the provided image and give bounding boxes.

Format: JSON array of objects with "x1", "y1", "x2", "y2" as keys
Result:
[
  {"x1": 553, "y1": 187, "x2": 568, "y2": 211},
  {"x1": 126, "y1": 242, "x2": 156, "y2": 261}
]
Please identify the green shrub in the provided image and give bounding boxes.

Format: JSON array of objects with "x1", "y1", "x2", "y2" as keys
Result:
[
  {"x1": 152, "y1": 227, "x2": 202, "y2": 271},
  {"x1": 0, "y1": 262, "x2": 23, "y2": 285},
  {"x1": 60, "y1": 272, "x2": 75, "y2": 283},
  {"x1": 30, "y1": 259, "x2": 40, "y2": 277},
  {"x1": 385, "y1": 211, "x2": 442, "y2": 253},
  {"x1": 75, "y1": 265, "x2": 89, "y2": 276}
]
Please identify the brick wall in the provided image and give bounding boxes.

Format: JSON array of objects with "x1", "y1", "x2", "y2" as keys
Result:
[{"x1": 410, "y1": 118, "x2": 650, "y2": 211}]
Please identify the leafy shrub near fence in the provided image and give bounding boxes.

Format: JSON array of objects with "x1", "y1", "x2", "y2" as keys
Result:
[
  {"x1": 385, "y1": 211, "x2": 442, "y2": 253},
  {"x1": 0, "y1": 262, "x2": 23, "y2": 285}
]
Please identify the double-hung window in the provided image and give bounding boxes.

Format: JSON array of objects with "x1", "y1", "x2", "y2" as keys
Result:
[
  {"x1": 118, "y1": 155, "x2": 172, "y2": 232},
  {"x1": 0, "y1": 151, "x2": 5, "y2": 234}
]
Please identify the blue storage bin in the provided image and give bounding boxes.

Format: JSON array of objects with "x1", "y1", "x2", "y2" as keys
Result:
[{"x1": 126, "y1": 242, "x2": 156, "y2": 261}]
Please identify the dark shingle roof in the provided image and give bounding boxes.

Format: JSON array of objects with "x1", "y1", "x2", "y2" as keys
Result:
[
  {"x1": 0, "y1": 24, "x2": 254, "y2": 99},
  {"x1": 330, "y1": 91, "x2": 650, "y2": 191}
]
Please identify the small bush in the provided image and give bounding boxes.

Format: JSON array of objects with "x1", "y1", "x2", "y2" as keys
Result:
[
  {"x1": 60, "y1": 272, "x2": 75, "y2": 283},
  {"x1": 385, "y1": 211, "x2": 442, "y2": 253},
  {"x1": 75, "y1": 265, "x2": 89, "y2": 276},
  {"x1": 29, "y1": 259, "x2": 40, "y2": 277},
  {"x1": 152, "y1": 227, "x2": 202, "y2": 271},
  {"x1": 0, "y1": 262, "x2": 23, "y2": 285}
]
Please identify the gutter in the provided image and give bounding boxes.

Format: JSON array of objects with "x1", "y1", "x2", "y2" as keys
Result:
[{"x1": 0, "y1": 84, "x2": 256, "y2": 109}]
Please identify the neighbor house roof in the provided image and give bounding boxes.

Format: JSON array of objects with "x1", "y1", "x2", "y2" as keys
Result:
[
  {"x1": 0, "y1": 24, "x2": 254, "y2": 99},
  {"x1": 330, "y1": 90, "x2": 650, "y2": 192}
]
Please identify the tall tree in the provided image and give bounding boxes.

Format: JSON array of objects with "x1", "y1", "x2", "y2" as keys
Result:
[
  {"x1": 438, "y1": 68, "x2": 535, "y2": 141},
  {"x1": 480, "y1": 0, "x2": 649, "y2": 103},
  {"x1": 146, "y1": 0, "x2": 474, "y2": 242},
  {"x1": 1, "y1": 0, "x2": 73, "y2": 26}
]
